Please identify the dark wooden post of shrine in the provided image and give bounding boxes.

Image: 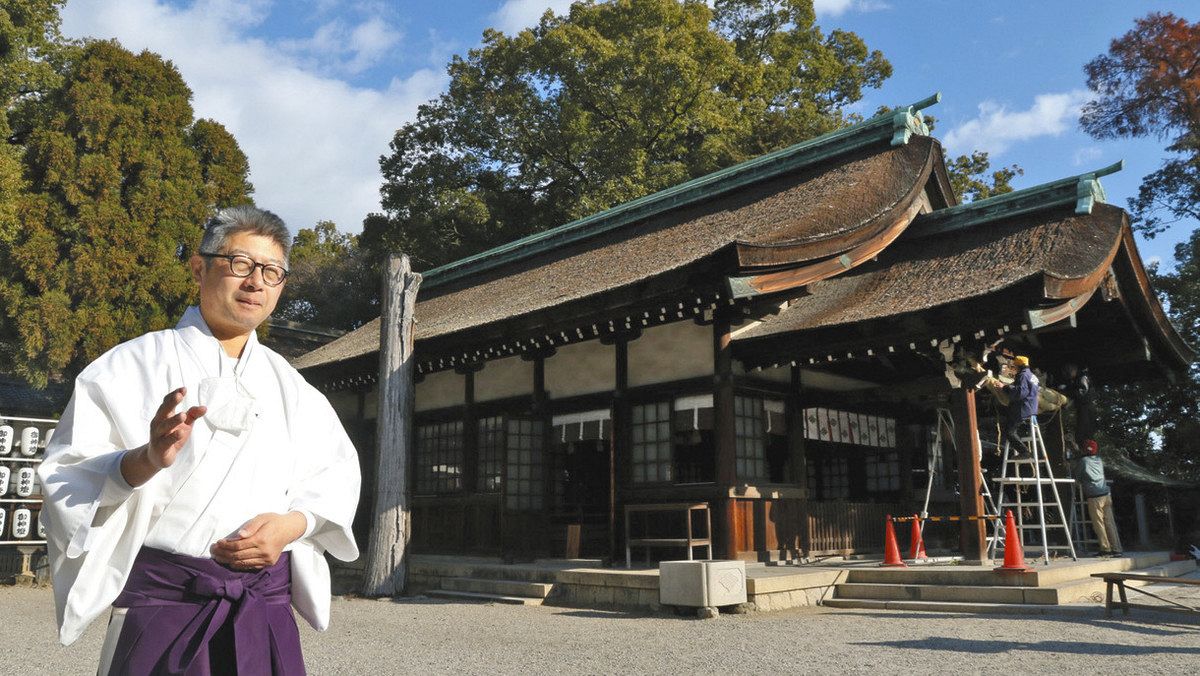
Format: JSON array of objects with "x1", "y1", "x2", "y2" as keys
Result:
[
  {"x1": 362, "y1": 254, "x2": 421, "y2": 596},
  {"x1": 713, "y1": 316, "x2": 739, "y2": 559},
  {"x1": 788, "y1": 365, "x2": 810, "y2": 554},
  {"x1": 951, "y1": 387, "x2": 987, "y2": 563}
]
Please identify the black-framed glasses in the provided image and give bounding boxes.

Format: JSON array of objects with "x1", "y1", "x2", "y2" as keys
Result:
[{"x1": 199, "y1": 253, "x2": 289, "y2": 286}]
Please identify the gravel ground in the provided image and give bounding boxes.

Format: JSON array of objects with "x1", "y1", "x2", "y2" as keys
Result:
[{"x1": 3, "y1": 586, "x2": 1198, "y2": 675}]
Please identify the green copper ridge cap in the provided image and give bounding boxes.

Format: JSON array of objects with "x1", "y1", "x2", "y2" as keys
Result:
[
  {"x1": 421, "y1": 93, "x2": 941, "y2": 289},
  {"x1": 910, "y1": 159, "x2": 1124, "y2": 240}
]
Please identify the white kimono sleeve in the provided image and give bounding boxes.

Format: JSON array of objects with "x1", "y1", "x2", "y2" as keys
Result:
[
  {"x1": 37, "y1": 361, "x2": 165, "y2": 645},
  {"x1": 285, "y1": 391, "x2": 361, "y2": 630}
]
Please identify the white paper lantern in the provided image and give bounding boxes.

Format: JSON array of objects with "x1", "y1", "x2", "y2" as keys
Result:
[
  {"x1": 19, "y1": 427, "x2": 39, "y2": 457},
  {"x1": 0, "y1": 508, "x2": 6, "y2": 538},
  {"x1": 16, "y1": 467, "x2": 35, "y2": 497},
  {"x1": 37, "y1": 510, "x2": 47, "y2": 538},
  {"x1": 0, "y1": 466, "x2": 9, "y2": 496},
  {"x1": 0, "y1": 425, "x2": 12, "y2": 455},
  {"x1": 43, "y1": 427, "x2": 55, "y2": 448},
  {"x1": 12, "y1": 507, "x2": 30, "y2": 539}
]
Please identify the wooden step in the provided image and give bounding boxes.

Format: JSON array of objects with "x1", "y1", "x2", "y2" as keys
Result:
[
  {"x1": 440, "y1": 577, "x2": 553, "y2": 598},
  {"x1": 427, "y1": 589, "x2": 545, "y2": 606}
]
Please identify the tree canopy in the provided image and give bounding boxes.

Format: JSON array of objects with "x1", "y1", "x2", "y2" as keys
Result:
[
  {"x1": 277, "y1": 221, "x2": 376, "y2": 331},
  {"x1": 1081, "y1": 12, "x2": 1200, "y2": 237},
  {"x1": 0, "y1": 38, "x2": 253, "y2": 386},
  {"x1": 364, "y1": 0, "x2": 891, "y2": 268},
  {"x1": 1094, "y1": 229, "x2": 1200, "y2": 482}
]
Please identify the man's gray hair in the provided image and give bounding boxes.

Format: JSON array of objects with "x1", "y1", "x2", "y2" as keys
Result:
[{"x1": 199, "y1": 205, "x2": 292, "y2": 265}]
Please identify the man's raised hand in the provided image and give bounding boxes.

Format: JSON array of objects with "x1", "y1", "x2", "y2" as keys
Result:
[
  {"x1": 147, "y1": 387, "x2": 206, "y2": 469},
  {"x1": 120, "y1": 387, "x2": 206, "y2": 487}
]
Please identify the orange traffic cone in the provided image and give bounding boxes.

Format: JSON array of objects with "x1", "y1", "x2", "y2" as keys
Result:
[
  {"x1": 994, "y1": 509, "x2": 1030, "y2": 572},
  {"x1": 881, "y1": 515, "x2": 907, "y2": 567},
  {"x1": 908, "y1": 514, "x2": 928, "y2": 561}
]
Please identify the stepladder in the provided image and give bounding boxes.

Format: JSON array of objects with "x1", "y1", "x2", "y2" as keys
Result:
[
  {"x1": 990, "y1": 416, "x2": 1077, "y2": 564},
  {"x1": 920, "y1": 408, "x2": 1004, "y2": 553}
]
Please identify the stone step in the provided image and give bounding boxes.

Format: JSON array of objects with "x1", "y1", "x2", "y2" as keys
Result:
[
  {"x1": 833, "y1": 582, "x2": 1052, "y2": 605},
  {"x1": 440, "y1": 577, "x2": 554, "y2": 598},
  {"x1": 427, "y1": 589, "x2": 545, "y2": 606},
  {"x1": 842, "y1": 551, "x2": 1173, "y2": 587},
  {"x1": 822, "y1": 598, "x2": 1088, "y2": 615}
]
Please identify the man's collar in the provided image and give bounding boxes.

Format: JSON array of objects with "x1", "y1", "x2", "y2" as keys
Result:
[{"x1": 175, "y1": 306, "x2": 258, "y2": 374}]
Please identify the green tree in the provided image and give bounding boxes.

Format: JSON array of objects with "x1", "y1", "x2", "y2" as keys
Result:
[
  {"x1": 1093, "y1": 228, "x2": 1200, "y2": 481},
  {"x1": 365, "y1": 0, "x2": 890, "y2": 268},
  {"x1": 0, "y1": 1, "x2": 67, "y2": 243},
  {"x1": 0, "y1": 40, "x2": 253, "y2": 386},
  {"x1": 1080, "y1": 12, "x2": 1200, "y2": 237},
  {"x1": 188, "y1": 118, "x2": 254, "y2": 209},
  {"x1": 945, "y1": 150, "x2": 1022, "y2": 203},
  {"x1": 277, "y1": 221, "x2": 376, "y2": 331}
]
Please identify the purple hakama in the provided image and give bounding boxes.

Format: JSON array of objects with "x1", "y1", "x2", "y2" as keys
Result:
[{"x1": 107, "y1": 547, "x2": 305, "y2": 675}]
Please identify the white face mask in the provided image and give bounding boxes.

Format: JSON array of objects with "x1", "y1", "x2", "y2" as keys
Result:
[{"x1": 198, "y1": 376, "x2": 257, "y2": 433}]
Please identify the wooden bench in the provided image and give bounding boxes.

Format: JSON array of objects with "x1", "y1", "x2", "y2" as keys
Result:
[
  {"x1": 624, "y1": 502, "x2": 712, "y2": 569},
  {"x1": 1090, "y1": 572, "x2": 1200, "y2": 617}
]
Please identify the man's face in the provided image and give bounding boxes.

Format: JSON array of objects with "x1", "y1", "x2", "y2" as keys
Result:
[{"x1": 190, "y1": 231, "x2": 286, "y2": 339}]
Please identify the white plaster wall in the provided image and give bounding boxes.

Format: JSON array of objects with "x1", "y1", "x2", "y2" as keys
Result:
[
  {"x1": 740, "y1": 362, "x2": 790, "y2": 384},
  {"x1": 363, "y1": 385, "x2": 378, "y2": 420},
  {"x1": 325, "y1": 390, "x2": 360, "y2": 421},
  {"x1": 799, "y1": 368, "x2": 877, "y2": 392},
  {"x1": 545, "y1": 340, "x2": 614, "y2": 398},
  {"x1": 628, "y1": 320, "x2": 713, "y2": 388},
  {"x1": 415, "y1": 369, "x2": 465, "y2": 412},
  {"x1": 475, "y1": 355, "x2": 534, "y2": 402}
]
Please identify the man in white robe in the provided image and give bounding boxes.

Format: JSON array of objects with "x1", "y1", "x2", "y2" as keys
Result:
[{"x1": 37, "y1": 206, "x2": 361, "y2": 674}]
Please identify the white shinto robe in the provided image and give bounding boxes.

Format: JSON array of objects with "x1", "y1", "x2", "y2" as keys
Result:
[{"x1": 37, "y1": 306, "x2": 361, "y2": 646}]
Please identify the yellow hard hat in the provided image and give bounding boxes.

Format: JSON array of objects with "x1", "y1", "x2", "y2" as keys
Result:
[{"x1": 1014, "y1": 355, "x2": 1030, "y2": 367}]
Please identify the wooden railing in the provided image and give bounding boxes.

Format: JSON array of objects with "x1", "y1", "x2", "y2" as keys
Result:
[{"x1": 805, "y1": 501, "x2": 906, "y2": 555}]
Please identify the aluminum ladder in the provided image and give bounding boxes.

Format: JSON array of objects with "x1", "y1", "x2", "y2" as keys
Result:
[{"x1": 990, "y1": 417, "x2": 1077, "y2": 564}]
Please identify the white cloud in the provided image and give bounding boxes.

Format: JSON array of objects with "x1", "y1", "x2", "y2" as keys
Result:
[
  {"x1": 943, "y1": 90, "x2": 1095, "y2": 157},
  {"x1": 814, "y1": 0, "x2": 890, "y2": 16},
  {"x1": 1072, "y1": 146, "x2": 1103, "y2": 167},
  {"x1": 280, "y1": 16, "x2": 402, "y2": 75},
  {"x1": 60, "y1": 0, "x2": 445, "y2": 235},
  {"x1": 490, "y1": 0, "x2": 573, "y2": 35}
]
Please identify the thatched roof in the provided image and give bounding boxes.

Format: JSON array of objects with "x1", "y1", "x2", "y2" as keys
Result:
[{"x1": 294, "y1": 105, "x2": 947, "y2": 372}]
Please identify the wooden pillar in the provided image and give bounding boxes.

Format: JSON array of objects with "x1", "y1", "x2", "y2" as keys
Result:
[
  {"x1": 462, "y1": 368, "x2": 479, "y2": 495},
  {"x1": 951, "y1": 388, "x2": 986, "y2": 562},
  {"x1": 612, "y1": 337, "x2": 631, "y2": 562},
  {"x1": 787, "y1": 365, "x2": 807, "y2": 488},
  {"x1": 788, "y1": 365, "x2": 811, "y2": 555},
  {"x1": 713, "y1": 316, "x2": 739, "y2": 559},
  {"x1": 362, "y1": 254, "x2": 421, "y2": 596}
]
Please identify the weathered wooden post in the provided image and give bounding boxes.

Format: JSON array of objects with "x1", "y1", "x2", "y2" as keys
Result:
[{"x1": 362, "y1": 254, "x2": 421, "y2": 596}]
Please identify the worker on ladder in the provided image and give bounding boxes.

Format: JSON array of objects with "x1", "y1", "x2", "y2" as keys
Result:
[{"x1": 1002, "y1": 355, "x2": 1039, "y2": 456}]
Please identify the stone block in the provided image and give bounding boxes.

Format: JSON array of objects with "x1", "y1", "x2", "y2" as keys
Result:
[{"x1": 660, "y1": 560, "x2": 746, "y2": 607}]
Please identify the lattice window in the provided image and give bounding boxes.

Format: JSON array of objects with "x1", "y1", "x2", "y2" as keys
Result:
[
  {"x1": 477, "y1": 416, "x2": 504, "y2": 493},
  {"x1": 415, "y1": 421, "x2": 463, "y2": 494},
  {"x1": 734, "y1": 396, "x2": 767, "y2": 481},
  {"x1": 822, "y1": 456, "x2": 850, "y2": 499},
  {"x1": 504, "y1": 419, "x2": 544, "y2": 510},
  {"x1": 865, "y1": 451, "x2": 901, "y2": 492},
  {"x1": 632, "y1": 402, "x2": 672, "y2": 483}
]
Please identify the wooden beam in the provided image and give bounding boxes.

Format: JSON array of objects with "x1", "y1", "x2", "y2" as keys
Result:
[
  {"x1": 713, "y1": 316, "x2": 739, "y2": 559},
  {"x1": 363, "y1": 254, "x2": 422, "y2": 596},
  {"x1": 951, "y1": 387, "x2": 987, "y2": 563}
]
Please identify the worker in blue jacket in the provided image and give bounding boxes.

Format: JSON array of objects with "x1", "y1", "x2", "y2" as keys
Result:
[{"x1": 1002, "y1": 355, "x2": 1040, "y2": 456}]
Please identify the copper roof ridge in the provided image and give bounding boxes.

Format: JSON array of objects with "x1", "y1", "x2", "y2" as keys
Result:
[
  {"x1": 418, "y1": 93, "x2": 942, "y2": 290},
  {"x1": 907, "y1": 160, "x2": 1124, "y2": 240}
]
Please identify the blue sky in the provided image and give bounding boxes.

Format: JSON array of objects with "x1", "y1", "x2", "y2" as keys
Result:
[{"x1": 60, "y1": 0, "x2": 1198, "y2": 270}]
